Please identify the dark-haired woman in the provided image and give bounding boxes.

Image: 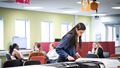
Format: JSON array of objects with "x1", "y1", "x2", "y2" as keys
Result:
[
  {"x1": 56, "y1": 23, "x2": 86, "y2": 62},
  {"x1": 9, "y1": 43, "x2": 24, "y2": 60}
]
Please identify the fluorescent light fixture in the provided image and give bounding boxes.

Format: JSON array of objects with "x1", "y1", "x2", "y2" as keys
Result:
[
  {"x1": 112, "y1": 7, "x2": 120, "y2": 9},
  {"x1": 93, "y1": 1, "x2": 100, "y2": 4},
  {"x1": 61, "y1": 10, "x2": 79, "y2": 14},
  {"x1": 24, "y1": 6, "x2": 44, "y2": 10},
  {"x1": 76, "y1": 1, "x2": 81, "y2": 4},
  {"x1": 91, "y1": 14, "x2": 107, "y2": 16},
  {"x1": 76, "y1": 1, "x2": 100, "y2": 4},
  {"x1": 100, "y1": 17, "x2": 112, "y2": 22}
]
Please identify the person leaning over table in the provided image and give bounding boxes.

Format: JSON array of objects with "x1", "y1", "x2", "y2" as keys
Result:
[{"x1": 56, "y1": 23, "x2": 86, "y2": 62}]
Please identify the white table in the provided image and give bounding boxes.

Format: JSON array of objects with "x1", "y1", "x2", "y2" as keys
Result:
[
  {"x1": 8, "y1": 58, "x2": 120, "y2": 68},
  {"x1": 10, "y1": 65, "x2": 56, "y2": 68},
  {"x1": 76, "y1": 58, "x2": 120, "y2": 68}
]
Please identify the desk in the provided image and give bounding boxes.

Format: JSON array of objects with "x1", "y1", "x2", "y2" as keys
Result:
[
  {"x1": 0, "y1": 51, "x2": 8, "y2": 56},
  {"x1": 10, "y1": 65, "x2": 56, "y2": 68},
  {"x1": 0, "y1": 49, "x2": 31, "y2": 57},
  {"x1": 19, "y1": 49, "x2": 31, "y2": 55},
  {"x1": 10, "y1": 58, "x2": 120, "y2": 68},
  {"x1": 76, "y1": 58, "x2": 120, "y2": 68}
]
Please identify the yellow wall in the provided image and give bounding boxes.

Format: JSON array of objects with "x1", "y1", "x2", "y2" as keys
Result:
[
  {"x1": 78, "y1": 16, "x2": 92, "y2": 40},
  {"x1": 78, "y1": 16, "x2": 91, "y2": 24},
  {"x1": 0, "y1": 8, "x2": 91, "y2": 50}
]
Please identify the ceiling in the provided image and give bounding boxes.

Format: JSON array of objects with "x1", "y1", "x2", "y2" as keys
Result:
[{"x1": 0, "y1": 0, "x2": 120, "y2": 16}]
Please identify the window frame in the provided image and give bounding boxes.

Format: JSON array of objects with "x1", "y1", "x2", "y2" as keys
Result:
[
  {"x1": 41, "y1": 21, "x2": 54, "y2": 42},
  {"x1": 14, "y1": 19, "x2": 30, "y2": 49},
  {"x1": 0, "y1": 17, "x2": 4, "y2": 50}
]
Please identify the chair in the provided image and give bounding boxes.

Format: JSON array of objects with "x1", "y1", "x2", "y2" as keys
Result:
[
  {"x1": 3, "y1": 60, "x2": 23, "y2": 68},
  {"x1": 29, "y1": 52, "x2": 44, "y2": 59},
  {"x1": 6, "y1": 53, "x2": 12, "y2": 61},
  {"x1": 24, "y1": 60, "x2": 41, "y2": 66},
  {"x1": 110, "y1": 54, "x2": 120, "y2": 58},
  {"x1": 30, "y1": 56, "x2": 46, "y2": 64},
  {"x1": 86, "y1": 54, "x2": 99, "y2": 58}
]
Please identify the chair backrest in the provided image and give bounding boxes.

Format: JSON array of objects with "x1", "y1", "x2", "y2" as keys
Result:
[
  {"x1": 30, "y1": 56, "x2": 46, "y2": 64},
  {"x1": 6, "y1": 53, "x2": 12, "y2": 61},
  {"x1": 3, "y1": 60, "x2": 23, "y2": 68},
  {"x1": 24, "y1": 60, "x2": 41, "y2": 66},
  {"x1": 86, "y1": 54, "x2": 99, "y2": 58},
  {"x1": 29, "y1": 52, "x2": 44, "y2": 59}
]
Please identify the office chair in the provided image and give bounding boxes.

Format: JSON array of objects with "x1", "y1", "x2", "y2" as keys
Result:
[
  {"x1": 3, "y1": 59, "x2": 23, "y2": 68},
  {"x1": 30, "y1": 56, "x2": 46, "y2": 64},
  {"x1": 6, "y1": 53, "x2": 12, "y2": 61},
  {"x1": 29, "y1": 52, "x2": 44, "y2": 59},
  {"x1": 24, "y1": 60, "x2": 41, "y2": 66},
  {"x1": 86, "y1": 54, "x2": 99, "y2": 58}
]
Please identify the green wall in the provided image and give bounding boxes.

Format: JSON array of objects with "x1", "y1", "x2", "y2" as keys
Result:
[{"x1": 0, "y1": 7, "x2": 92, "y2": 50}]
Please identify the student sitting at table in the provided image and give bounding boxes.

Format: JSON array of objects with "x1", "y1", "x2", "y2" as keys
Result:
[
  {"x1": 87, "y1": 42, "x2": 104, "y2": 58},
  {"x1": 29, "y1": 43, "x2": 51, "y2": 63},
  {"x1": 47, "y1": 43, "x2": 59, "y2": 63},
  {"x1": 29, "y1": 43, "x2": 46, "y2": 59},
  {"x1": 9, "y1": 43, "x2": 24, "y2": 60}
]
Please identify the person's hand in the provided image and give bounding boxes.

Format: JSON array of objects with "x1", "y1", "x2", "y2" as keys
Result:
[
  {"x1": 75, "y1": 52, "x2": 81, "y2": 58},
  {"x1": 67, "y1": 55, "x2": 75, "y2": 61}
]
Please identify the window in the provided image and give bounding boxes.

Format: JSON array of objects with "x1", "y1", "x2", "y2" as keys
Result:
[
  {"x1": 106, "y1": 26, "x2": 116, "y2": 41},
  {"x1": 41, "y1": 22, "x2": 54, "y2": 42},
  {"x1": 14, "y1": 19, "x2": 30, "y2": 49},
  {"x1": 106, "y1": 25, "x2": 120, "y2": 46},
  {"x1": 61, "y1": 23, "x2": 71, "y2": 37},
  {"x1": 15, "y1": 20, "x2": 26, "y2": 37},
  {"x1": 0, "y1": 17, "x2": 4, "y2": 50},
  {"x1": 113, "y1": 27, "x2": 116, "y2": 41},
  {"x1": 107, "y1": 26, "x2": 113, "y2": 41}
]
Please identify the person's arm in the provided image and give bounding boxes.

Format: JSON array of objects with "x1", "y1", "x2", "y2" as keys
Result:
[
  {"x1": 56, "y1": 34, "x2": 73, "y2": 59},
  {"x1": 91, "y1": 47, "x2": 95, "y2": 54},
  {"x1": 14, "y1": 49, "x2": 24, "y2": 59},
  {"x1": 75, "y1": 52, "x2": 81, "y2": 59}
]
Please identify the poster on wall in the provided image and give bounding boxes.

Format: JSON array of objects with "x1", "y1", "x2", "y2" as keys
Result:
[
  {"x1": 12, "y1": 36, "x2": 27, "y2": 49},
  {"x1": 96, "y1": 33, "x2": 101, "y2": 41}
]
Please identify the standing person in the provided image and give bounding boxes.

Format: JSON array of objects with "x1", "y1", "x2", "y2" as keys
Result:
[
  {"x1": 9, "y1": 43, "x2": 24, "y2": 60},
  {"x1": 56, "y1": 23, "x2": 86, "y2": 62}
]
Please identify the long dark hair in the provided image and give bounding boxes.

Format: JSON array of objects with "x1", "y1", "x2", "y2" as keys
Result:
[
  {"x1": 62, "y1": 23, "x2": 86, "y2": 48},
  {"x1": 9, "y1": 43, "x2": 19, "y2": 55}
]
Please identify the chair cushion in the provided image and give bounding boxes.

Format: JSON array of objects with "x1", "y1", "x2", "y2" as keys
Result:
[{"x1": 30, "y1": 56, "x2": 46, "y2": 64}]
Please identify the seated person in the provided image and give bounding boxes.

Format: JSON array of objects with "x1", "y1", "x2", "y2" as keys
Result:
[
  {"x1": 29, "y1": 43, "x2": 46, "y2": 59},
  {"x1": 47, "y1": 43, "x2": 59, "y2": 63},
  {"x1": 88, "y1": 42, "x2": 104, "y2": 58},
  {"x1": 9, "y1": 43, "x2": 24, "y2": 60}
]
